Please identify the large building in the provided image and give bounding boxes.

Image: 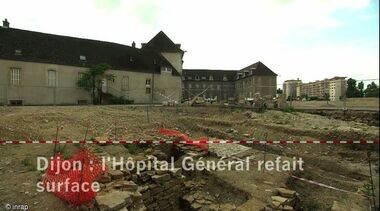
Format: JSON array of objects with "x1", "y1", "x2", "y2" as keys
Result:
[
  {"x1": 182, "y1": 61, "x2": 277, "y2": 103},
  {"x1": 297, "y1": 77, "x2": 346, "y2": 101},
  {"x1": 0, "y1": 19, "x2": 183, "y2": 105},
  {"x1": 283, "y1": 79, "x2": 302, "y2": 99},
  {"x1": 182, "y1": 69, "x2": 236, "y2": 102}
]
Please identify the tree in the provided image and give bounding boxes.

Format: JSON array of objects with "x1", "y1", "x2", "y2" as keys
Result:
[
  {"x1": 276, "y1": 88, "x2": 283, "y2": 94},
  {"x1": 346, "y1": 78, "x2": 361, "y2": 98},
  {"x1": 300, "y1": 94, "x2": 308, "y2": 101},
  {"x1": 358, "y1": 81, "x2": 364, "y2": 97},
  {"x1": 323, "y1": 92, "x2": 330, "y2": 104},
  {"x1": 77, "y1": 63, "x2": 114, "y2": 104},
  {"x1": 364, "y1": 82, "x2": 379, "y2": 98}
]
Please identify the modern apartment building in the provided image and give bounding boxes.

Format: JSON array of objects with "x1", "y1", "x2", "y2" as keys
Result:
[{"x1": 297, "y1": 77, "x2": 346, "y2": 101}]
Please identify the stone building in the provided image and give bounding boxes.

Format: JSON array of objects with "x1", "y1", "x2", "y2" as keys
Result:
[
  {"x1": 0, "y1": 19, "x2": 183, "y2": 105},
  {"x1": 182, "y1": 61, "x2": 278, "y2": 103},
  {"x1": 182, "y1": 69, "x2": 236, "y2": 102}
]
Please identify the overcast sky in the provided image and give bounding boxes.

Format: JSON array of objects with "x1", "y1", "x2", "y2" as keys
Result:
[{"x1": 1, "y1": 0, "x2": 379, "y2": 85}]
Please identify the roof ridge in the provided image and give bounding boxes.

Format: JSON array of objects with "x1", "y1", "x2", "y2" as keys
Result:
[{"x1": 1, "y1": 27, "x2": 135, "y2": 49}]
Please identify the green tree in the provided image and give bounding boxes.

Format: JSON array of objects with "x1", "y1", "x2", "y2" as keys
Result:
[
  {"x1": 77, "y1": 63, "x2": 114, "y2": 104},
  {"x1": 276, "y1": 88, "x2": 283, "y2": 94},
  {"x1": 323, "y1": 92, "x2": 330, "y2": 104},
  {"x1": 364, "y1": 82, "x2": 379, "y2": 98},
  {"x1": 300, "y1": 94, "x2": 308, "y2": 101},
  {"x1": 346, "y1": 78, "x2": 360, "y2": 98},
  {"x1": 358, "y1": 81, "x2": 364, "y2": 97}
]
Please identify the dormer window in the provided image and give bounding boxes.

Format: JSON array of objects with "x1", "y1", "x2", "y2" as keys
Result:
[
  {"x1": 162, "y1": 67, "x2": 172, "y2": 73},
  {"x1": 195, "y1": 75, "x2": 200, "y2": 81},
  {"x1": 223, "y1": 75, "x2": 228, "y2": 81},
  {"x1": 201, "y1": 76, "x2": 206, "y2": 80},
  {"x1": 79, "y1": 55, "x2": 86, "y2": 61},
  {"x1": 14, "y1": 49, "x2": 22, "y2": 56},
  {"x1": 209, "y1": 75, "x2": 213, "y2": 81}
]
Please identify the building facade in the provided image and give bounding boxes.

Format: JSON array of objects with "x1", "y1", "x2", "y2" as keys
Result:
[
  {"x1": 283, "y1": 79, "x2": 302, "y2": 99},
  {"x1": 297, "y1": 77, "x2": 346, "y2": 101},
  {"x1": 0, "y1": 20, "x2": 184, "y2": 105},
  {"x1": 182, "y1": 69, "x2": 236, "y2": 102},
  {"x1": 182, "y1": 61, "x2": 277, "y2": 103}
]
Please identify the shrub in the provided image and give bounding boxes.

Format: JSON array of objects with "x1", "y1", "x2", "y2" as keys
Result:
[
  {"x1": 110, "y1": 96, "x2": 134, "y2": 105},
  {"x1": 282, "y1": 107, "x2": 297, "y2": 113}
]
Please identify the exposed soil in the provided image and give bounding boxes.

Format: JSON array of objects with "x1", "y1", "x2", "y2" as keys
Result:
[{"x1": 0, "y1": 106, "x2": 379, "y2": 210}]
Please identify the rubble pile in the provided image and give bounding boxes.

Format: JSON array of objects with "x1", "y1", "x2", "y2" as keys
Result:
[
  {"x1": 266, "y1": 187, "x2": 300, "y2": 211},
  {"x1": 94, "y1": 151, "x2": 186, "y2": 211},
  {"x1": 181, "y1": 180, "x2": 237, "y2": 211}
]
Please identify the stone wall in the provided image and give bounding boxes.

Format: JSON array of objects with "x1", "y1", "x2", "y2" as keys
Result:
[{"x1": 95, "y1": 154, "x2": 185, "y2": 211}]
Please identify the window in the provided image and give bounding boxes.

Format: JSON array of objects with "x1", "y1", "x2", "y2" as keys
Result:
[
  {"x1": 10, "y1": 68, "x2": 20, "y2": 85},
  {"x1": 48, "y1": 70, "x2": 56, "y2": 86},
  {"x1": 188, "y1": 84, "x2": 192, "y2": 89},
  {"x1": 79, "y1": 55, "x2": 86, "y2": 61},
  {"x1": 78, "y1": 72, "x2": 85, "y2": 80},
  {"x1": 9, "y1": 100, "x2": 23, "y2": 106},
  {"x1": 223, "y1": 75, "x2": 228, "y2": 81},
  {"x1": 14, "y1": 49, "x2": 22, "y2": 56},
  {"x1": 195, "y1": 75, "x2": 200, "y2": 81},
  {"x1": 162, "y1": 67, "x2": 172, "y2": 73},
  {"x1": 146, "y1": 79, "x2": 151, "y2": 85},
  {"x1": 187, "y1": 76, "x2": 192, "y2": 80},
  {"x1": 209, "y1": 75, "x2": 213, "y2": 81},
  {"x1": 146, "y1": 78, "x2": 151, "y2": 94},
  {"x1": 122, "y1": 76, "x2": 129, "y2": 91},
  {"x1": 201, "y1": 76, "x2": 206, "y2": 80}
]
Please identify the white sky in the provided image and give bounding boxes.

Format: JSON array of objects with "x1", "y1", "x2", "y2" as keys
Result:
[{"x1": 1, "y1": 0, "x2": 379, "y2": 85}]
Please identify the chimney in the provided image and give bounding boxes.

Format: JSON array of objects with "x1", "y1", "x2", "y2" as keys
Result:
[
  {"x1": 2, "y1": 18, "x2": 9, "y2": 28},
  {"x1": 132, "y1": 41, "x2": 136, "y2": 48}
]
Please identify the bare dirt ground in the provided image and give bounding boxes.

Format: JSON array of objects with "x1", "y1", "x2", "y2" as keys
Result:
[{"x1": 0, "y1": 106, "x2": 379, "y2": 211}]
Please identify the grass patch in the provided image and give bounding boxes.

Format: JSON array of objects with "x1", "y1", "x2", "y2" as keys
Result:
[
  {"x1": 281, "y1": 107, "x2": 297, "y2": 114},
  {"x1": 303, "y1": 199, "x2": 324, "y2": 210},
  {"x1": 21, "y1": 157, "x2": 35, "y2": 171}
]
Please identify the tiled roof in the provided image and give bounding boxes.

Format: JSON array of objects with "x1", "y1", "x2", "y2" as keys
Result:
[
  {"x1": 183, "y1": 61, "x2": 277, "y2": 82},
  {"x1": 0, "y1": 27, "x2": 180, "y2": 76},
  {"x1": 142, "y1": 31, "x2": 184, "y2": 54},
  {"x1": 241, "y1": 61, "x2": 277, "y2": 76}
]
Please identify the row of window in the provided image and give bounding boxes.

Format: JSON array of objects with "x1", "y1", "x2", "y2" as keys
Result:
[
  {"x1": 186, "y1": 75, "x2": 229, "y2": 81},
  {"x1": 187, "y1": 83, "x2": 222, "y2": 90},
  {"x1": 8, "y1": 68, "x2": 152, "y2": 94},
  {"x1": 10, "y1": 68, "x2": 58, "y2": 86}
]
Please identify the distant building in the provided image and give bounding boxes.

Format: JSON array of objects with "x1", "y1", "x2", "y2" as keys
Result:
[
  {"x1": 0, "y1": 19, "x2": 183, "y2": 105},
  {"x1": 328, "y1": 77, "x2": 346, "y2": 101},
  {"x1": 283, "y1": 79, "x2": 302, "y2": 99},
  {"x1": 297, "y1": 77, "x2": 346, "y2": 101},
  {"x1": 183, "y1": 61, "x2": 277, "y2": 103},
  {"x1": 182, "y1": 69, "x2": 236, "y2": 102}
]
